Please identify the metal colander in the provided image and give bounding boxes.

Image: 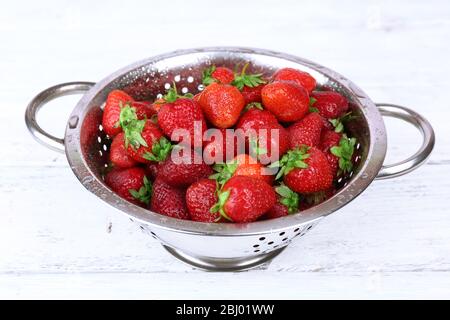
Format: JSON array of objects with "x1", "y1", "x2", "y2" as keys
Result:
[{"x1": 25, "y1": 47, "x2": 434, "y2": 271}]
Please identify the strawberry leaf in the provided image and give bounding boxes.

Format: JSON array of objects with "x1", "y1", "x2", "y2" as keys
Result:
[
  {"x1": 232, "y1": 63, "x2": 266, "y2": 90},
  {"x1": 210, "y1": 189, "x2": 232, "y2": 221},
  {"x1": 329, "y1": 112, "x2": 357, "y2": 133},
  {"x1": 202, "y1": 65, "x2": 216, "y2": 86},
  {"x1": 269, "y1": 146, "x2": 310, "y2": 180},
  {"x1": 309, "y1": 97, "x2": 317, "y2": 106},
  {"x1": 163, "y1": 82, "x2": 193, "y2": 103},
  {"x1": 275, "y1": 184, "x2": 300, "y2": 214},
  {"x1": 330, "y1": 135, "x2": 357, "y2": 174},
  {"x1": 129, "y1": 176, "x2": 152, "y2": 205},
  {"x1": 119, "y1": 104, "x2": 148, "y2": 149},
  {"x1": 244, "y1": 102, "x2": 264, "y2": 111},
  {"x1": 209, "y1": 162, "x2": 238, "y2": 186},
  {"x1": 143, "y1": 137, "x2": 173, "y2": 162}
]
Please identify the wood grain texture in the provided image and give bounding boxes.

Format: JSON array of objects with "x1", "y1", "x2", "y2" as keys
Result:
[{"x1": 1, "y1": 0, "x2": 450, "y2": 299}]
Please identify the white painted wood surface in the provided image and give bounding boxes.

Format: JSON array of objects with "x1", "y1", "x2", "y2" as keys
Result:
[{"x1": 1, "y1": 0, "x2": 450, "y2": 299}]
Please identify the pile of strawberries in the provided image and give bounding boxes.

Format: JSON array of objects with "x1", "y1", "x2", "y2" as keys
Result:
[{"x1": 102, "y1": 64, "x2": 357, "y2": 223}]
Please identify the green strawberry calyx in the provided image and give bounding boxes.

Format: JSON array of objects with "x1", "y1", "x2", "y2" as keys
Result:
[
  {"x1": 119, "y1": 103, "x2": 148, "y2": 149},
  {"x1": 210, "y1": 189, "x2": 232, "y2": 221},
  {"x1": 143, "y1": 137, "x2": 173, "y2": 162},
  {"x1": 162, "y1": 82, "x2": 193, "y2": 103},
  {"x1": 202, "y1": 65, "x2": 217, "y2": 86},
  {"x1": 129, "y1": 176, "x2": 152, "y2": 205},
  {"x1": 244, "y1": 102, "x2": 264, "y2": 111},
  {"x1": 269, "y1": 145, "x2": 310, "y2": 180},
  {"x1": 209, "y1": 162, "x2": 238, "y2": 186},
  {"x1": 232, "y1": 63, "x2": 266, "y2": 90},
  {"x1": 328, "y1": 112, "x2": 356, "y2": 133},
  {"x1": 275, "y1": 184, "x2": 300, "y2": 214},
  {"x1": 330, "y1": 135, "x2": 357, "y2": 174},
  {"x1": 308, "y1": 97, "x2": 319, "y2": 113},
  {"x1": 249, "y1": 137, "x2": 267, "y2": 160}
]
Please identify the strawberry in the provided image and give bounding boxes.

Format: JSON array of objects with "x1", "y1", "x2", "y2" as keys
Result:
[
  {"x1": 145, "y1": 162, "x2": 161, "y2": 180},
  {"x1": 202, "y1": 65, "x2": 235, "y2": 85},
  {"x1": 236, "y1": 108, "x2": 290, "y2": 160},
  {"x1": 210, "y1": 154, "x2": 273, "y2": 186},
  {"x1": 157, "y1": 148, "x2": 213, "y2": 187},
  {"x1": 241, "y1": 84, "x2": 264, "y2": 104},
  {"x1": 186, "y1": 178, "x2": 221, "y2": 222},
  {"x1": 329, "y1": 134, "x2": 357, "y2": 176},
  {"x1": 203, "y1": 128, "x2": 239, "y2": 163},
  {"x1": 266, "y1": 185, "x2": 300, "y2": 219},
  {"x1": 197, "y1": 82, "x2": 245, "y2": 128},
  {"x1": 105, "y1": 167, "x2": 151, "y2": 206},
  {"x1": 272, "y1": 146, "x2": 333, "y2": 194},
  {"x1": 261, "y1": 81, "x2": 309, "y2": 122},
  {"x1": 310, "y1": 91, "x2": 349, "y2": 119},
  {"x1": 288, "y1": 112, "x2": 323, "y2": 148},
  {"x1": 150, "y1": 177, "x2": 190, "y2": 220},
  {"x1": 102, "y1": 90, "x2": 156, "y2": 137},
  {"x1": 118, "y1": 105, "x2": 172, "y2": 164},
  {"x1": 109, "y1": 132, "x2": 138, "y2": 168},
  {"x1": 158, "y1": 97, "x2": 207, "y2": 148},
  {"x1": 211, "y1": 176, "x2": 276, "y2": 223},
  {"x1": 272, "y1": 68, "x2": 316, "y2": 93}
]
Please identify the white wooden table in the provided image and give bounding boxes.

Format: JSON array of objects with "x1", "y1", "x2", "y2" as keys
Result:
[{"x1": 1, "y1": 0, "x2": 449, "y2": 299}]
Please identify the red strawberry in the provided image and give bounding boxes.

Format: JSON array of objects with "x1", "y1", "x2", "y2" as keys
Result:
[
  {"x1": 310, "y1": 91, "x2": 349, "y2": 119},
  {"x1": 211, "y1": 176, "x2": 276, "y2": 223},
  {"x1": 265, "y1": 185, "x2": 300, "y2": 219},
  {"x1": 203, "y1": 128, "x2": 239, "y2": 163},
  {"x1": 125, "y1": 120, "x2": 171, "y2": 164},
  {"x1": 202, "y1": 66, "x2": 234, "y2": 85},
  {"x1": 186, "y1": 179, "x2": 221, "y2": 222},
  {"x1": 241, "y1": 84, "x2": 264, "y2": 104},
  {"x1": 319, "y1": 130, "x2": 342, "y2": 176},
  {"x1": 197, "y1": 82, "x2": 245, "y2": 128},
  {"x1": 288, "y1": 112, "x2": 323, "y2": 148},
  {"x1": 272, "y1": 68, "x2": 316, "y2": 93},
  {"x1": 211, "y1": 154, "x2": 273, "y2": 186},
  {"x1": 109, "y1": 132, "x2": 138, "y2": 168},
  {"x1": 158, "y1": 98, "x2": 207, "y2": 148},
  {"x1": 102, "y1": 90, "x2": 134, "y2": 136},
  {"x1": 150, "y1": 177, "x2": 190, "y2": 220},
  {"x1": 236, "y1": 108, "x2": 290, "y2": 159},
  {"x1": 157, "y1": 148, "x2": 213, "y2": 187},
  {"x1": 261, "y1": 81, "x2": 309, "y2": 122},
  {"x1": 105, "y1": 167, "x2": 151, "y2": 206},
  {"x1": 102, "y1": 90, "x2": 156, "y2": 137},
  {"x1": 273, "y1": 146, "x2": 333, "y2": 194}
]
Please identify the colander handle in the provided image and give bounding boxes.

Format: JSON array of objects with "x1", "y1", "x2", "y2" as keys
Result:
[
  {"x1": 375, "y1": 103, "x2": 435, "y2": 180},
  {"x1": 25, "y1": 82, "x2": 95, "y2": 153}
]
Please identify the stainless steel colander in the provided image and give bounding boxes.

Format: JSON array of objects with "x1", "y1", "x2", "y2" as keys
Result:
[{"x1": 25, "y1": 47, "x2": 435, "y2": 271}]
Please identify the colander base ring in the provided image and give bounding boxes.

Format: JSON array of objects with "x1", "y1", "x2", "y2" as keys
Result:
[{"x1": 162, "y1": 245, "x2": 286, "y2": 271}]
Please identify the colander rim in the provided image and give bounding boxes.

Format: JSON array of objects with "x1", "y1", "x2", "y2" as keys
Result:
[{"x1": 65, "y1": 46, "x2": 387, "y2": 236}]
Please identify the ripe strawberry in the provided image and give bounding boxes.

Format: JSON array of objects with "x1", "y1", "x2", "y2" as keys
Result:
[
  {"x1": 157, "y1": 148, "x2": 213, "y2": 187},
  {"x1": 272, "y1": 68, "x2": 316, "y2": 93},
  {"x1": 241, "y1": 84, "x2": 264, "y2": 104},
  {"x1": 203, "y1": 128, "x2": 239, "y2": 163},
  {"x1": 197, "y1": 82, "x2": 245, "y2": 128},
  {"x1": 272, "y1": 146, "x2": 333, "y2": 194},
  {"x1": 236, "y1": 108, "x2": 289, "y2": 160},
  {"x1": 211, "y1": 154, "x2": 273, "y2": 186},
  {"x1": 186, "y1": 179, "x2": 221, "y2": 222},
  {"x1": 202, "y1": 65, "x2": 235, "y2": 85},
  {"x1": 265, "y1": 185, "x2": 300, "y2": 219},
  {"x1": 211, "y1": 176, "x2": 276, "y2": 223},
  {"x1": 109, "y1": 132, "x2": 138, "y2": 168},
  {"x1": 102, "y1": 90, "x2": 156, "y2": 137},
  {"x1": 105, "y1": 167, "x2": 151, "y2": 206},
  {"x1": 288, "y1": 112, "x2": 323, "y2": 148},
  {"x1": 261, "y1": 81, "x2": 309, "y2": 122},
  {"x1": 158, "y1": 98, "x2": 207, "y2": 148},
  {"x1": 310, "y1": 91, "x2": 349, "y2": 119},
  {"x1": 150, "y1": 177, "x2": 190, "y2": 220}
]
